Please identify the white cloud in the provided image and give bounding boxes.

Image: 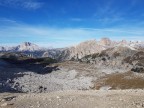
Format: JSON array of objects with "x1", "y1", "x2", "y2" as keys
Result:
[
  {"x1": 0, "y1": 18, "x2": 17, "y2": 23},
  {"x1": 0, "y1": 0, "x2": 43, "y2": 10},
  {"x1": 93, "y1": 0, "x2": 126, "y2": 25},
  {"x1": 0, "y1": 19, "x2": 144, "y2": 48}
]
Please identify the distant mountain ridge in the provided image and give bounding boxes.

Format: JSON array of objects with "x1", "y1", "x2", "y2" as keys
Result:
[
  {"x1": 0, "y1": 42, "x2": 43, "y2": 52},
  {"x1": 16, "y1": 42, "x2": 42, "y2": 51},
  {"x1": 0, "y1": 38, "x2": 144, "y2": 60}
]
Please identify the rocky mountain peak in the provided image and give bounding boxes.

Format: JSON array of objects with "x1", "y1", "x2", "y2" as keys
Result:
[
  {"x1": 22, "y1": 42, "x2": 33, "y2": 46},
  {"x1": 77, "y1": 39, "x2": 97, "y2": 47},
  {"x1": 99, "y1": 38, "x2": 111, "y2": 46},
  {"x1": 119, "y1": 40, "x2": 127, "y2": 45},
  {"x1": 17, "y1": 42, "x2": 40, "y2": 51}
]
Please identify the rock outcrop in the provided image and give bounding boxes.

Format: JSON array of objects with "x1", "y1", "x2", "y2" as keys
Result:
[
  {"x1": 80, "y1": 45, "x2": 144, "y2": 73},
  {"x1": 99, "y1": 38, "x2": 112, "y2": 46},
  {"x1": 68, "y1": 40, "x2": 105, "y2": 59}
]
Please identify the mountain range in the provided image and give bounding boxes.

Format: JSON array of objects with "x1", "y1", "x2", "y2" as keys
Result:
[{"x1": 0, "y1": 38, "x2": 144, "y2": 60}]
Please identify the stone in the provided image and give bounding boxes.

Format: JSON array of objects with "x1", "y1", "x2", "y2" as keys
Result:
[
  {"x1": 1, "y1": 103, "x2": 8, "y2": 107},
  {"x1": 56, "y1": 96, "x2": 60, "y2": 99}
]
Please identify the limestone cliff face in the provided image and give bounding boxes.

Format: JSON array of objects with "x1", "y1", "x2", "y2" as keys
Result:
[
  {"x1": 68, "y1": 40, "x2": 105, "y2": 59},
  {"x1": 60, "y1": 40, "x2": 105, "y2": 59},
  {"x1": 62, "y1": 38, "x2": 115, "y2": 60},
  {"x1": 120, "y1": 40, "x2": 127, "y2": 45},
  {"x1": 99, "y1": 38, "x2": 112, "y2": 46}
]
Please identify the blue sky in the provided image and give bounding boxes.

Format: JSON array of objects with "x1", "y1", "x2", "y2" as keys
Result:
[{"x1": 0, "y1": 0, "x2": 144, "y2": 48}]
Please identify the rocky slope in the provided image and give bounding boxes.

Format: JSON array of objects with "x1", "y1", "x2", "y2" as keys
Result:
[{"x1": 80, "y1": 46, "x2": 144, "y2": 73}]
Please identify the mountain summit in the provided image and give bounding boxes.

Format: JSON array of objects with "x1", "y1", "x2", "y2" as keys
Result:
[
  {"x1": 16, "y1": 42, "x2": 41, "y2": 51},
  {"x1": 99, "y1": 38, "x2": 112, "y2": 46},
  {"x1": 0, "y1": 42, "x2": 42, "y2": 52}
]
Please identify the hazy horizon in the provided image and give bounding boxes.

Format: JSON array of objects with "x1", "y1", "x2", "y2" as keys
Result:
[{"x1": 0, "y1": 37, "x2": 144, "y2": 49}]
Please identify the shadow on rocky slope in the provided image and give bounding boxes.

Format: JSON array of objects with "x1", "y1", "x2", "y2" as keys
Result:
[{"x1": 0, "y1": 56, "x2": 59, "y2": 93}]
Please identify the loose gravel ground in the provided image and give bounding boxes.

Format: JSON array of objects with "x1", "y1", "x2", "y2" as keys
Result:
[
  {"x1": 13, "y1": 69, "x2": 93, "y2": 92},
  {"x1": 0, "y1": 60, "x2": 95, "y2": 93},
  {"x1": 1, "y1": 90, "x2": 144, "y2": 108}
]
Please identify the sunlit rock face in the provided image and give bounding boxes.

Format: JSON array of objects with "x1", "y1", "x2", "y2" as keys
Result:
[
  {"x1": 67, "y1": 40, "x2": 105, "y2": 59},
  {"x1": 99, "y1": 38, "x2": 112, "y2": 46},
  {"x1": 16, "y1": 42, "x2": 41, "y2": 51},
  {"x1": 0, "y1": 42, "x2": 41, "y2": 52},
  {"x1": 64, "y1": 38, "x2": 115, "y2": 60}
]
